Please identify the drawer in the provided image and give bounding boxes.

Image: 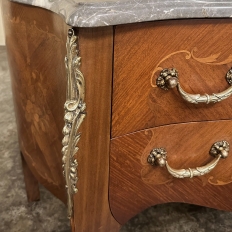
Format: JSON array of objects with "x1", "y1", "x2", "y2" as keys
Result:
[
  {"x1": 112, "y1": 19, "x2": 232, "y2": 137},
  {"x1": 109, "y1": 120, "x2": 232, "y2": 224}
]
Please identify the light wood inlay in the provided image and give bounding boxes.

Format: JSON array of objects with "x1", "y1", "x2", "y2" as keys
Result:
[
  {"x1": 110, "y1": 120, "x2": 232, "y2": 224},
  {"x1": 3, "y1": 1, "x2": 68, "y2": 202},
  {"x1": 6, "y1": 2, "x2": 232, "y2": 231},
  {"x1": 112, "y1": 19, "x2": 232, "y2": 137},
  {"x1": 3, "y1": 2, "x2": 120, "y2": 231}
]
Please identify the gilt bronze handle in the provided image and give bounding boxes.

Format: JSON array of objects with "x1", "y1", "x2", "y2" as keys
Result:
[
  {"x1": 156, "y1": 68, "x2": 232, "y2": 104},
  {"x1": 147, "y1": 141, "x2": 229, "y2": 178}
]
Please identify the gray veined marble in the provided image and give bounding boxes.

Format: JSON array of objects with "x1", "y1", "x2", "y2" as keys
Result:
[{"x1": 9, "y1": 0, "x2": 232, "y2": 27}]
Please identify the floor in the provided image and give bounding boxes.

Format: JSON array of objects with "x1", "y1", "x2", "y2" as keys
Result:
[{"x1": 1, "y1": 46, "x2": 232, "y2": 231}]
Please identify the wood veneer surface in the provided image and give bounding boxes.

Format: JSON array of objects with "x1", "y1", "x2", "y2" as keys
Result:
[
  {"x1": 3, "y1": 1, "x2": 68, "y2": 202},
  {"x1": 21, "y1": 152, "x2": 40, "y2": 202},
  {"x1": 110, "y1": 120, "x2": 232, "y2": 224},
  {"x1": 112, "y1": 19, "x2": 232, "y2": 137},
  {"x1": 73, "y1": 27, "x2": 120, "y2": 232},
  {"x1": 3, "y1": 2, "x2": 120, "y2": 231},
  {"x1": 7, "y1": 2, "x2": 232, "y2": 230}
]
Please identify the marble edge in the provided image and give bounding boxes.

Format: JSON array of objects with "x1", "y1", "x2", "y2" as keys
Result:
[{"x1": 10, "y1": 0, "x2": 232, "y2": 27}]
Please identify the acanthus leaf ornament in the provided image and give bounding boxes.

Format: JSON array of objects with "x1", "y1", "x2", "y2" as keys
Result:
[{"x1": 62, "y1": 28, "x2": 86, "y2": 218}]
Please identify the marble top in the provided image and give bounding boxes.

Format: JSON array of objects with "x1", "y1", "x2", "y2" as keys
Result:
[{"x1": 10, "y1": 0, "x2": 232, "y2": 27}]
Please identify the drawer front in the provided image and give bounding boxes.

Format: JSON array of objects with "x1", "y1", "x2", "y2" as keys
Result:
[
  {"x1": 112, "y1": 19, "x2": 232, "y2": 137},
  {"x1": 109, "y1": 121, "x2": 232, "y2": 224}
]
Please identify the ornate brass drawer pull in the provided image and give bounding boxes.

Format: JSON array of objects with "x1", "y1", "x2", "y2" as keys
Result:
[
  {"x1": 147, "y1": 141, "x2": 229, "y2": 178},
  {"x1": 156, "y1": 68, "x2": 232, "y2": 104}
]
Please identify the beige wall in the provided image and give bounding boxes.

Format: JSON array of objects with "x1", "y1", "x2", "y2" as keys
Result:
[{"x1": 0, "y1": 0, "x2": 5, "y2": 45}]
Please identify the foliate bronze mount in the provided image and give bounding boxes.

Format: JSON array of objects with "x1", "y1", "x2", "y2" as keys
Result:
[
  {"x1": 147, "y1": 140, "x2": 229, "y2": 179},
  {"x1": 62, "y1": 28, "x2": 86, "y2": 218},
  {"x1": 156, "y1": 68, "x2": 232, "y2": 104}
]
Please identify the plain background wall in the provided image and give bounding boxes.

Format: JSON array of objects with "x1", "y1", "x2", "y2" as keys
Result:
[{"x1": 0, "y1": 0, "x2": 5, "y2": 45}]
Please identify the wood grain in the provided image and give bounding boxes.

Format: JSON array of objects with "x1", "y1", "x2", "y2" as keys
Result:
[
  {"x1": 72, "y1": 27, "x2": 120, "y2": 231},
  {"x1": 110, "y1": 120, "x2": 232, "y2": 224},
  {"x1": 21, "y1": 152, "x2": 40, "y2": 202},
  {"x1": 7, "y1": 2, "x2": 232, "y2": 230},
  {"x1": 3, "y1": 2, "x2": 120, "y2": 231},
  {"x1": 2, "y1": 1, "x2": 68, "y2": 203},
  {"x1": 112, "y1": 19, "x2": 232, "y2": 137}
]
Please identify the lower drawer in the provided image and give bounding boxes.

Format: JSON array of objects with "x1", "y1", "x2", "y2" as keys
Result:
[{"x1": 109, "y1": 120, "x2": 232, "y2": 224}]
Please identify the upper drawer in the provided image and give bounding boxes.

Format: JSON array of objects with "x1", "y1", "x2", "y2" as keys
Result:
[{"x1": 112, "y1": 19, "x2": 232, "y2": 138}]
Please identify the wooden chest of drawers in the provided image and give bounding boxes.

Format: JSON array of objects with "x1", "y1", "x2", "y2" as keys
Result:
[{"x1": 3, "y1": 1, "x2": 232, "y2": 231}]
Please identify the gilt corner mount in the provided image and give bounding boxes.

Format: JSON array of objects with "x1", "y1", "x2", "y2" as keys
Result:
[{"x1": 62, "y1": 28, "x2": 86, "y2": 218}]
